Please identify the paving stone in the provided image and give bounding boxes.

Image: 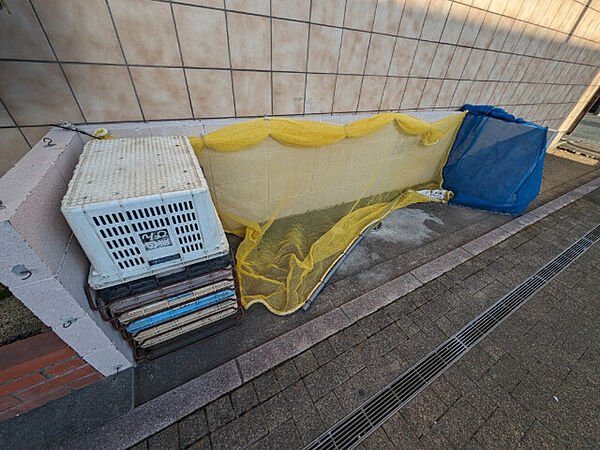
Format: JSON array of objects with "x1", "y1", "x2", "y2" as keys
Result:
[
  {"x1": 338, "y1": 346, "x2": 366, "y2": 377},
  {"x1": 429, "y1": 376, "x2": 460, "y2": 407},
  {"x1": 187, "y1": 436, "x2": 211, "y2": 449},
  {"x1": 516, "y1": 420, "x2": 566, "y2": 449},
  {"x1": 425, "y1": 397, "x2": 485, "y2": 447},
  {"x1": 230, "y1": 382, "x2": 258, "y2": 416},
  {"x1": 293, "y1": 350, "x2": 319, "y2": 378},
  {"x1": 311, "y1": 339, "x2": 337, "y2": 366},
  {"x1": 356, "y1": 314, "x2": 381, "y2": 337},
  {"x1": 303, "y1": 356, "x2": 349, "y2": 402},
  {"x1": 400, "y1": 386, "x2": 446, "y2": 437},
  {"x1": 315, "y1": 390, "x2": 346, "y2": 428},
  {"x1": 474, "y1": 408, "x2": 524, "y2": 449},
  {"x1": 210, "y1": 408, "x2": 267, "y2": 450},
  {"x1": 147, "y1": 424, "x2": 178, "y2": 450},
  {"x1": 252, "y1": 370, "x2": 281, "y2": 403},
  {"x1": 356, "y1": 427, "x2": 395, "y2": 449},
  {"x1": 327, "y1": 329, "x2": 355, "y2": 355},
  {"x1": 178, "y1": 409, "x2": 208, "y2": 449},
  {"x1": 333, "y1": 369, "x2": 379, "y2": 412},
  {"x1": 205, "y1": 396, "x2": 235, "y2": 432},
  {"x1": 247, "y1": 419, "x2": 301, "y2": 450},
  {"x1": 260, "y1": 392, "x2": 292, "y2": 432},
  {"x1": 381, "y1": 411, "x2": 421, "y2": 448},
  {"x1": 273, "y1": 359, "x2": 300, "y2": 389},
  {"x1": 129, "y1": 440, "x2": 148, "y2": 450}
]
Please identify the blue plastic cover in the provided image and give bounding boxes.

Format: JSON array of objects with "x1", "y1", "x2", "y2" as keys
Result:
[{"x1": 442, "y1": 105, "x2": 548, "y2": 215}]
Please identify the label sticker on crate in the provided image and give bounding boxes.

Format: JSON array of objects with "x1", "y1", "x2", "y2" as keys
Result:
[{"x1": 140, "y1": 229, "x2": 172, "y2": 251}]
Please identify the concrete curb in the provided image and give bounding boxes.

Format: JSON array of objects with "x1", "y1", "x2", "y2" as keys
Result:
[{"x1": 74, "y1": 175, "x2": 600, "y2": 449}]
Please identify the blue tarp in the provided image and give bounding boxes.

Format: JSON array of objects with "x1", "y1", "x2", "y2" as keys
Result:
[{"x1": 442, "y1": 105, "x2": 549, "y2": 215}]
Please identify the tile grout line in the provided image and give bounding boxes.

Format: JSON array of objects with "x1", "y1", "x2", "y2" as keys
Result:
[
  {"x1": 104, "y1": 0, "x2": 146, "y2": 122},
  {"x1": 74, "y1": 176, "x2": 600, "y2": 449},
  {"x1": 27, "y1": 0, "x2": 88, "y2": 129},
  {"x1": 169, "y1": 0, "x2": 195, "y2": 119}
]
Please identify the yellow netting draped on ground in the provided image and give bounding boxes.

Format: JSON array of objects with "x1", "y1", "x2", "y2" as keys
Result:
[{"x1": 190, "y1": 112, "x2": 466, "y2": 315}]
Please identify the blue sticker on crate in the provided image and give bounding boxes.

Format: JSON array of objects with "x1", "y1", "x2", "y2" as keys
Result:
[{"x1": 127, "y1": 289, "x2": 236, "y2": 333}]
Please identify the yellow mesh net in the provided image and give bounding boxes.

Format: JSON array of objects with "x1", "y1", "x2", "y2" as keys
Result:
[{"x1": 191, "y1": 112, "x2": 466, "y2": 315}]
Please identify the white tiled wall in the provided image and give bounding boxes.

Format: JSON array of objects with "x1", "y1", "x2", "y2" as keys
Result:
[{"x1": 1, "y1": 0, "x2": 600, "y2": 175}]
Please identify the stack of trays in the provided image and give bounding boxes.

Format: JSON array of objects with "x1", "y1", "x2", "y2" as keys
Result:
[{"x1": 86, "y1": 253, "x2": 242, "y2": 361}]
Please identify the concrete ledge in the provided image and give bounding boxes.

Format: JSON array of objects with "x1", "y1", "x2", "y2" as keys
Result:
[{"x1": 72, "y1": 174, "x2": 600, "y2": 449}]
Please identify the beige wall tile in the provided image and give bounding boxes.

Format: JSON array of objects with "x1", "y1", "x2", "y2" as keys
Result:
[
  {"x1": 388, "y1": 38, "x2": 418, "y2": 77},
  {"x1": 187, "y1": 69, "x2": 234, "y2": 118},
  {"x1": 418, "y1": 79, "x2": 442, "y2": 108},
  {"x1": 445, "y1": 46, "x2": 470, "y2": 78},
  {"x1": 409, "y1": 41, "x2": 437, "y2": 77},
  {"x1": 272, "y1": 19, "x2": 308, "y2": 71},
  {"x1": 64, "y1": 64, "x2": 142, "y2": 123},
  {"x1": 380, "y1": 77, "x2": 407, "y2": 110},
  {"x1": 33, "y1": 0, "x2": 123, "y2": 64},
  {"x1": 0, "y1": 103, "x2": 14, "y2": 127},
  {"x1": 109, "y1": 0, "x2": 180, "y2": 66},
  {"x1": 466, "y1": 80, "x2": 485, "y2": 104},
  {"x1": 451, "y1": 80, "x2": 471, "y2": 107},
  {"x1": 305, "y1": 74, "x2": 335, "y2": 113},
  {"x1": 174, "y1": 5, "x2": 229, "y2": 68},
  {"x1": 227, "y1": 12, "x2": 270, "y2": 70},
  {"x1": 488, "y1": 16, "x2": 512, "y2": 51},
  {"x1": 475, "y1": 50, "x2": 498, "y2": 80},
  {"x1": 232, "y1": 71, "x2": 271, "y2": 117},
  {"x1": 421, "y1": 0, "x2": 452, "y2": 42},
  {"x1": 372, "y1": 0, "x2": 405, "y2": 34},
  {"x1": 311, "y1": 0, "x2": 345, "y2": 26},
  {"x1": 440, "y1": 2, "x2": 469, "y2": 44},
  {"x1": 182, "y1": 0, "x2": 224, "y2": 7},
  {"x1": 333, "y1": 75, "x2": 362, "y2": 112},
  {"x1": 21, "y1": 126, "x2": 51, "y2": 147},
  {"x1": 398, "y1": 0, "x2": 430, "y2": 38},
  {"x1": 400, "y1": 78, "x2": 426, "y2": 109},
  {"x1": 428, "y1": 44, "x2": 454, "y2": 78},
  {"x1": 272, "y1": 73, "x2": 305, "y2": 115},
  {"x1": 473, "y1": 12, "x2": 501, "y2": 49},
  {"x1": 435, "y1": 79, "x2": 458, "y2": 107},
  {"x1": 358, "y1": 76, "x2": 386, "y2": 111},
  {"x1": 365, "y1": 34, "x2": 395, "y2": 76},
  {"x1": 0, "y1": 128, "x2": 30, "y2": 177},
  {"x1": 0, "y1": 62, "x2": 83, "y2": 126},
  {"x1": 307, "y1": 25, "x2": 342, "y2": 73},
  {"x1": 461, "y1": 49, "x2": 485, "y2": 79},
  {"x1": 0, "y1": 0, "x2": 53, "y2": 60},
  {"x1": 339, "y1": 30, "x2": 370, "y2": 74},
  {"x1": 272, "y1": 0, "x2": 310, "y2": 20},
  {"x1": 344, "y1": 0, "x2": 377, "y2": 31},
  {"x1": 130, "y1": 67, "x2": 191, "y2": 120},
  {"x1": 457, "y1": 7, "x2": 485, "y2": 46},
  {"x1": 225, "y1": 0, "x2": 270, "y2": 14}
]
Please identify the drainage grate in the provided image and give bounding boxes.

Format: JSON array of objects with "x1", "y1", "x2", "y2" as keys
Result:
[{"x1": 305, "y1": 223, "x2": 599, "y2": 450}]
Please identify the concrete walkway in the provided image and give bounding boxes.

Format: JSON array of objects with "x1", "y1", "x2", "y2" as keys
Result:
[{"x1": 122, "y1": 176, "x2": 600, "y2": 449}]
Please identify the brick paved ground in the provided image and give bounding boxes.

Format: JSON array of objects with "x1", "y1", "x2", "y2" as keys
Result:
[
  {"x1": 130, "y1": 188, "x2": 600, "y2": 449},
  {"x1": 0, "y1": 331, "x2": 102, "y2": 421}
]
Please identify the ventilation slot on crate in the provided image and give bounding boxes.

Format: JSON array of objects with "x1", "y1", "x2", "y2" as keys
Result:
[
  {"x1": 169, "y1": 201, "x2": 203, "y2": 254},
  {"x1": 93, "y1": 213, "x2": 144, "y2": 269}
]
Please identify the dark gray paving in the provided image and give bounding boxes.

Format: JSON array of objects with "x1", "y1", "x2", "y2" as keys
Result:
[
  {"x1": 133, "y1": 153, "x2": 600, "y2": 405},
  {"x1": 135, "y1": 188, "x2": 600, "y2": 449}
]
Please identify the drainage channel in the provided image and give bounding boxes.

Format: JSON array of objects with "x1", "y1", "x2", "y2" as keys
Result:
[{"x1": 305, "y1": 223, "x2": 600, "y2": 450}]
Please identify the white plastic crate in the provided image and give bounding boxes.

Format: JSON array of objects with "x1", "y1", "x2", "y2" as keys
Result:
[{"x1": 62, "y1": 136, "x2": 228, "y2": 290}]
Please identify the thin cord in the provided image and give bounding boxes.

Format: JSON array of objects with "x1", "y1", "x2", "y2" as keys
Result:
[{"x1": 52, "y1": 122, "x2": 100, "y2": 139}]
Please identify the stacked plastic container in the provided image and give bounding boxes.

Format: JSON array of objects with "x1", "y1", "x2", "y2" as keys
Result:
[{"x1": 62, "y1": 136, "x2": 242, "y2": 360}]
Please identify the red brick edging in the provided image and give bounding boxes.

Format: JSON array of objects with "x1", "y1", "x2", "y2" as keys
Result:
[{"x1": 0, "y1": 331, "x2": 103, "y2": 421}]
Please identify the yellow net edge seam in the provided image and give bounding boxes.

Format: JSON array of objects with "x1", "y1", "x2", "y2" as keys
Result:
[{"x1": 188, "y1": 111, "x2": 467, "y2": 155}]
